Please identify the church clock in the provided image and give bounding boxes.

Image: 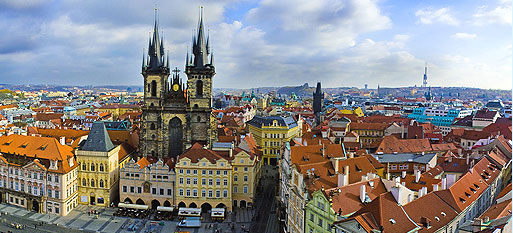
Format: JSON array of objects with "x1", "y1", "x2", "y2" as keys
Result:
[{"x1": 173, "y1": 83, "x2": 179, "y2": 92}]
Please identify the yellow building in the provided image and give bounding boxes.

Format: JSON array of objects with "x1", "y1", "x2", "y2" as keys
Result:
[
  {"x1": 339, "y1": 107, "x2": 364, "y2": 117},
  {"x1": 76, "y1": 122, "x2": 130, "y2": 207},
  {"x1": 247, "y1": 116, "x2": 301, "y2": 165},
  {"x1": 348, "y1": 122, "x2": 388, "y2": 147},
  {"x1": 175, "y1": 141, "x2": 260, "y2": 212},
  {"x1": 98, "y1": 104, "x2": 140, "y2": 120}
]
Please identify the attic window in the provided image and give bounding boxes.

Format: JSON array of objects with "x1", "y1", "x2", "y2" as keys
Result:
[
  {"x1": 441, "y1": 212, "x2": 446, "y2": 217},
  {"x1": 464, "y1": 192, "x2": 471, "y2": 198},
  {"x1": 474, "y1": 184, "x2": 480, "y2": 189},
  {"x1": 435, "y1": 216, "x2": 440, "y2": 222},
  {"x1": 355, "y1": 165, "x2": 362, "y2": 172},
  {"x1": 389, "y1": 219, "x2": 396, "y2": 224},
  {"x1": 470, "y1": 187, "x2": 476, "y2": 193},
  {"x1": 3, "y1": 140, "x2": 12, "y2": 146},
  {"x1": 459, "y1": 197, "x2": 466, "y2": 203},
  {"x1": 39, "y1": 144, "x2": 48, "y2": 151},
  {"x1": 19, "y1": 143, "x2": 28, "y2": 148}
]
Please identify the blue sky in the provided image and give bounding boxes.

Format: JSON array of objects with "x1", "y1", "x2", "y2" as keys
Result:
[{"x1": 0, "y1": 0, "x2": 510, "y2": 89}]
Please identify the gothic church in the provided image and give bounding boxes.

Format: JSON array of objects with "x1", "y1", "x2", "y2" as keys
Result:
[{"x1": 140, "y1": 9, "x2": 216, "y2": 158}]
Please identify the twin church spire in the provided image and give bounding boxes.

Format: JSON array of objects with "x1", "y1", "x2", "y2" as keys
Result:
[{"x1": 143, "y1": 7, "x2": 214, "y2": 74}]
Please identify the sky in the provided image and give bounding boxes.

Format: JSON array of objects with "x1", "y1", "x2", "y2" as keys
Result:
[{"x1": 0, "y1": 0, "x2": 511, "y2": 89}]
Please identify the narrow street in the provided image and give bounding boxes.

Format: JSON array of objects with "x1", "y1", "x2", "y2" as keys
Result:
[{"x1": 250, "y1": 165, "x2": 279, "y2": 233}]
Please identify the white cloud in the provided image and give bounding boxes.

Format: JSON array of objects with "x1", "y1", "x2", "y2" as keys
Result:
[
  {"x1": 451, "y1": 32, "x2": 477, "y2": 39},
  {"x1": 415, "y1": 7, "x2": 459, "y2": 25},
  {"x1": 473, "y1": 4, "x2": 512, "y2": 25}
]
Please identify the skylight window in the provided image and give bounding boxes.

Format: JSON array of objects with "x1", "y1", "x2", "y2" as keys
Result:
[{"x1": 389, "y1": 219, "x2": 396, "y2": 224}]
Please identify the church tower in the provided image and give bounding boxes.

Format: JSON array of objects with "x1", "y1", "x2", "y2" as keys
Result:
[
  {"x1": 141, "y1": 9, "x2": 189, "y2": 158},
  {"x1": 185, "y1": 7, "x2": 216, "y2": 146}
]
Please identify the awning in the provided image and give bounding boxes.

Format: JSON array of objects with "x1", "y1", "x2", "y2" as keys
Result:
[
  {"x1": 156, "y1": 206, "x2": 174, "y2": 212},
  {"x1": 178, "y1": 207, "x2": 201, "y2": 217},
  {"x1": 118, "y1": 203, "x2": 149, "y2": 210},
  {"x1": 211, "y1": 208, "x2": 225, "y2": 217}
]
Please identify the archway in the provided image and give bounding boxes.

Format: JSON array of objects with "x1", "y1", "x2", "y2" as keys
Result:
[
  {"x1": 233, "y1": 200, "x2": 238, "y2": 208},
  {"x1": 169, "y1": 117, "x2": 183, "y2": 157},
  {"x1": 123, "y1": 198, "x2": 133, "y2": 204},
  {"x1": 136, "y1": 199, "x2": 145, "y2": 205},
  {"x1": 163, "y1": 200, "x2": 171, "y2": 207},
  {"x1": 90, "y1": 193, "x2": 96, "y2": 205},
  {"x1": 201, "y1": 203, "x2": 212, "y2": 213},
  {"x1": 151, "y1": 200, "x2": 160, "y2": 209},
  {"x1": 32, "y1": 200, "x2": 39, "y2": 212},
  {"x1": 240, "y1": 200, "x2": 247, "y2": 208},
  {"x1": 178, "y1": 202, "x2": 186, "y2": 208},
  {"x1": 189, "y1": 202, "x2": 197, "y2": 208},
  {"x1": 216, "y1": 203, "x2": 226, "y2": 209}
]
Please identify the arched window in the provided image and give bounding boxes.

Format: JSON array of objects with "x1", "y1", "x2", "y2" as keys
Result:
[
  {"x1": 82, "y1": 178, "x2": 86, "y2": 186},
  {"x1": 151, "y1": 80, "x2": 157, "y2": 97},
  {"x1": 152, "y1": 134, "x2": 156, "y2": 140},
  {"x1": 150, "y1": 123, "x2": 156, "y2": 130},
  {"x1": 99, "y1": 179, "x2": 104, "y2": 188},
  {"x1": 99, "y1": 163, "x2": 104, "y2": 172},
  {"x1": 82, "y1": 163, "x2": 86, "y2": 171},
  {"x1": 197, "y1": 116, "x2": 201, "y2": 122},
  {"x1": 91, "y1": 179, "x2": 95, "y2": 187},
  {"x1": 196, "y1": 80, "x2": 203, "y2": 96},
  {"x1": 91, "y1": 163, "x2": 95, "y2": 171}
]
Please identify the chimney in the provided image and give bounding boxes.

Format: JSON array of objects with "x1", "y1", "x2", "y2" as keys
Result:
[
  {"x1": 349, "y1": 152, "x2": 354, "y2": 158},
  {"x1": 361, "y1": 175, "x2": 368, "y2": 182},
  {"x1": 394, "y1": 177, "x2": 401, "y2": 183},
  {"x1": 466, "y1": 156, "x2": 469, "y2": 165},
  {"x1": 418, "y1": 188, "x2": 424, "y2": 197},
  {"x1": 402, "y1": 171, "x2": 406, "y2": 178},
  {"x1": 390, "y1": 186, "x2": 403, "y2": 204},
  {"x1": 448, "y1": 157, "x2": 452, "y2": 162},
  {"x1": 59, "y1": 136, "x2": 66, "y2": 145},
  {"x1": 338, "y1": 173, "x2": 348, "y2": 187},
  {"x1": 344, "y1": 165, "x2": 349, "y2": 178},
  {"x1": 360, "y1": 185, "x2": 366, "y2": 203},
  {"x1": 415, "y1": 170, "x2": 421, "y2": 182},
  {"x1": 458, "y1": 148, "x2": 462, "y2": 156},
  {"x1": 332, "y1": 158, "x2": 340, "y2": 174},
  {"x1": 441, "y1": 177, "x2": 447, "y2": 189},
  {"x1": 433, "y1": 184, "x2": 439, "y2": 191}
]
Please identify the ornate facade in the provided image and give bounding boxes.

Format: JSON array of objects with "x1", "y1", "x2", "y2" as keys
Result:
[{"x1": 140, "y1": 9, "x2": 216, "y2": 158}]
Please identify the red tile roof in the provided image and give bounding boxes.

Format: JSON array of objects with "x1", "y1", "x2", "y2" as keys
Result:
[{"x1": 376, "y1": 136, "x2": 432, "y2": 154}]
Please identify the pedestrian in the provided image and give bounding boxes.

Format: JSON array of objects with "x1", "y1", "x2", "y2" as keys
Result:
[{"x1": 88, "y1": 211, "x2": 90, "y2": 216}]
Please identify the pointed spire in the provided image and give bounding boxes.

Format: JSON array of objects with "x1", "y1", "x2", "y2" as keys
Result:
[
  {"x1": 166, "y1": 50, "x2": 170, "y2": 68},
  {"x1": 142, "y1": 49, "x2": 146, "y2": 68},
  {"x1": 210, "y1": 50, "x2": 214, "y2": 65},
  {"x1": 146, "y1": 7, "x2": 166, "y2": 72},
  {"x1": 206, "y1": 29, "x2": 210, "y2": 54},
  {"x1": 186, "y1": 47, "x2": 190, "y2": 67}
]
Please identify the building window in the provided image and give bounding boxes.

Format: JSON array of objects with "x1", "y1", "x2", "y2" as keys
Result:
[
  {"x1": 91, "y1": 164, "x2": 95, "y2": 171},
  {"x1": 55, "y1": 190, "x2": 60, "y2": 199},
  {"x1": 137, "y1": 187, "x2": 142, "y2": 193},
  {"x1": 201, "y1": 190, "x2": 206, "y2": 197},
  {"x1": 234, "y1": 176, "x2": 238, "y2": 182},
  {"x1": 160, "y1": 188, "x2": 164, "y2": 195},
  {"x1": 196, "y1": 80, "x2": 203, "y2": 96},
  {"x1": 179, "y1": 189, "x2": 184, "y2": 196},
  {"x1": 244, "y1": 176, "x2": 248, "y2": 182},
  {"x1": 223, "y1": 170, "x2": 228, "y2": 175},
  {"x1": 223, "y1": 179, "x2": 228, "y2": 186},
  {"x1": 234, "y1": 186, "x2": 238, "y2": 193},
  {"x1": 91, "y1": 179, "x2": 95, "y2": 187},
  {"x1": 99, "y1": 164, "x2": 104, "y2": 172},
  {"x1": 223, "y1": 190, "x2": 228, "y2": 198},
  {"x1": 83, "y1": 179, "x2": 87, "y2": 186},
  {"x1": 216, "y1": 170, "x2": 221, "y2": 175},
  {"x1": 318, "y1": 218, "x2": 323, "y2": 227},
  {"x1": 82, "y1": 163, "x2": 87, "y2": 171},
  {"x1": 193, "y1": 169, "x2": 198, "y2": 175},
  {"x1": 209, "y1": 170, "x2": 213, "y2": 175},
  {"x1": 179, "y1": 178, "x2": 183, "y2": 184},
  {"x1": 216, "y1": 179, "x2": 220, "y2": 186},
  {"x1": 48, "y1": 190, "x2": 52, "y2": 198},
  {"x1": 244, "y1": 167, "x2": 248, "y2": 172},
  {"x1": 193, "y1": 178, "x2": 198, "y2": 185},
  {"x1": 209, "y1": 179, "x2": 213, "y2": 185},
  {"x1": 243, "y1": 186, "x2": 248, "y2": 194},
  {"x1": 152, "y1": 188, "x2": 157, "y2": 195},
  {"x1": 130, "y1": 186, "x2": 135, "y2": 193},
  {"x1": 99, "y1": 179, "x2": 104, "y2": 188},
  {"x1": 123, "y1": 186, "x2": 127, "y2": 193},
  {"x1": 48, "y1": 175, "x2": 52, "y2": 182},
  {"x1": 208, "y1": 190, "x2": 213, "y2": 197},
  {"x1": 193, "y1": 189, "x2": 197, "y2": 197},
  {"x1": 186, "y1": 169, "x2": 190, "y2": 174},
  {"x1": 167, "y1": 189, "x2": 172, "y2": 196},
  {"x1": 186, "y1": 178, "x2": 191, "y2": 185},
  {"x1": 202, "y1": 178, "x2": 206, "y2": 185},
  {"x1": 186, "y1": 189, "x2": 191, "y2": 196},
  {"x1": 179, "y1": 169, "x2": 183, "y2": 174},
  {"x1": 202, "y1": 170, "x2": 206, "y2": 175},
  {"x1": 216, "y1": 190, "x2": 220, "y2": 198}
]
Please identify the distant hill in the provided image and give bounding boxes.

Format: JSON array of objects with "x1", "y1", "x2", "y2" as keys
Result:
[{"x1": 276, "y1": 83, "x2": 315, "y2": 97}]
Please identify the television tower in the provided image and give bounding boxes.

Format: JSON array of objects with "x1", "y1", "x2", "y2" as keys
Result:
[{"x1": 422, "y1": 62, "x2": 428, "y2": 87}]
